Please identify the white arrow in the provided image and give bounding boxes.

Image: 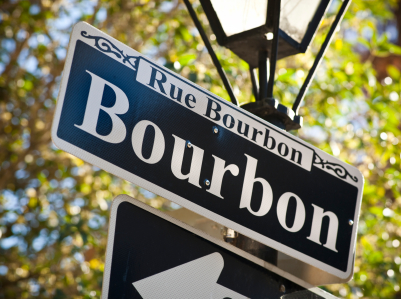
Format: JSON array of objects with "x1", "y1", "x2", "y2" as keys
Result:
[{"x1": 133, "y1": 252, "x2": 248, "y2": 299}]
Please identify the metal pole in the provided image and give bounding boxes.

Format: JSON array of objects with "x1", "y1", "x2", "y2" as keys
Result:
[
  {"x1": 292, "y1": 0, "x2": 352, "y2": 115},
  {"x1": 266, "y1": 0, "x2": 281, "y2": 99},
  {"x1": 235, "y1": 235, "x2": 278, "y2": 265},
  {"x1": 183, "y1": 0, "x2": 239, "y2": 106},
  {"x1": 258, "y1": 50, "x2": 269, "y2": 101},
  {"x1": 234, "y1": 0, "x2": 283, "y2": 267},
  {"x1": 249, "y1": 67, "x2": 259, "y2": 100}
]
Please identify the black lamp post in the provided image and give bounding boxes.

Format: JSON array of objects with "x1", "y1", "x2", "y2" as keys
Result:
[
  {"x1": 184, "y1": 0, "x2": 351, "y2": 131},
  {"x1": 183, "y1": 0, "x2": 352, "y2": 265}
]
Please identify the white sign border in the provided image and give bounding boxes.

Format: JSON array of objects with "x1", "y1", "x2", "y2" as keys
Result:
[{"x1": 51, "y1": 21, "x2": 364, "y2": 279}]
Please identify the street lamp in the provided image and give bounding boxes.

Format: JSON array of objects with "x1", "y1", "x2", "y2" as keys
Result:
[
  {"x1": 184, "y1": 0, "x2": 351, "y2": 131},
  {"x1": 183, "y1": 0, "x2": 351, "y2": 267}
]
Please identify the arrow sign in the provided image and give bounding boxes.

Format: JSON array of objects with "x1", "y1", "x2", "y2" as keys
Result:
[
  {"x1": 102, "y1": 195, "x2": 335, "y2": 299},
  {"x1": 133, "y1": 253, "x2": 248, "y2": 299},
  {"x1": 101, "y1": 195, "x2": 340, "y2": 299}
]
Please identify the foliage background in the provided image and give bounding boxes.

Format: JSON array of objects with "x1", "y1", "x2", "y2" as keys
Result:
[{"x1": 0, "y1": 0, "x2": 401, "y2": 298}]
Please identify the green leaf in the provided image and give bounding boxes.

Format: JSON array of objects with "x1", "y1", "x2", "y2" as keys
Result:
[{"x1": 178, "y1": 53, "x2": 196, "y2": 66}]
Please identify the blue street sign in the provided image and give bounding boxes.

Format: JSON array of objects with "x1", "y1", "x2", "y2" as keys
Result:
[{"x1": 52, "y1": 22, "x2": 363, "y2": 279}]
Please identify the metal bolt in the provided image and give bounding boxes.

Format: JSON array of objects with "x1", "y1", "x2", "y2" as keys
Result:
[
  {"x1": 226, "y1": 228, "x2": 236, "y2": 238},
  {"x1": 204, "y1": 179, "x2": 210, "y2": 186},
  {"x1": 349, "y1": 219, "x2": 354, "y2": 226},
  {"x1": 213, "y1": 126, "x2": 219, "y2": 134},
  {"x1": 280, "y1": 285, "x2": 286, "y2": 293},
  {"x1": 187, "y1": 141, "x2": 192, "y2": 148}
]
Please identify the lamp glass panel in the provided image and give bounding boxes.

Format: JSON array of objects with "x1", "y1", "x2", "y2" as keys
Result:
[
  {"x1": 210, "y1": 0, "x2": 268, "y2": 37},
  {"x1": 209, "y1": 0, "x2": 322, "y2": 44},
  {"x1": 280, "y1": 0, "x2": 321, "y2": 43}
]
